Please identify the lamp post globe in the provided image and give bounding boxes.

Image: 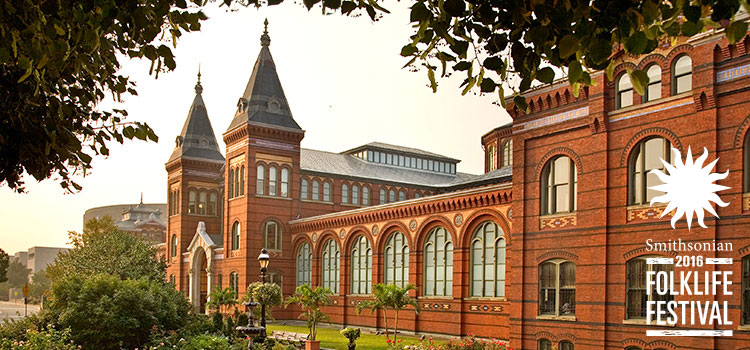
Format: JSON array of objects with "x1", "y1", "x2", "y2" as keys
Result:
[{"x1": 257, "y1": 248, "x2": 270, "y2": 331}]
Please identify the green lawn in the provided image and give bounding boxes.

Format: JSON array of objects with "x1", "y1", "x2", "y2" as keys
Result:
[{"x1": 267, "y1": 324, "x2": 442, "y2": 350}]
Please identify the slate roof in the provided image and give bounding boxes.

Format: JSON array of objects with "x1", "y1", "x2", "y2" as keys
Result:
[
  {"x1": 168, "y1": 77, "x2": 225, "y2": 163},
  {"x1": 226, "y1": 23, "x2": 302, "y2": 133},
  {"x1": 344, "y1": 142, "x2": 460, "y2": 162},
  {"x1": 300, "y1": 148, "x2": 510, "y2": 188}
]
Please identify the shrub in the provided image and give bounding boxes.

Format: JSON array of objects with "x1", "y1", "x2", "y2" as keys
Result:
[
  {"x1": 0, "y1": 325, "x2": 77, "y2": 350},
  {"x1": 182, "y1": 334, "x2": 231, "y2": 350},
  {"x1": 212, "y1": 312, "x2": 224, "y2": 333},
  {"x1": 0, "y1": 315, "x2": 45, "y2": 343},
  {"x1": 402, "y1": 335, "x2": 510, "y2": 350}
]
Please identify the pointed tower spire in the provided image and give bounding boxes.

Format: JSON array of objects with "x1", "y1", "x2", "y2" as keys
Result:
[
  {"x1": 140, "y1": 192, "x2": 143, "y2": 204},
  {"x1": 226, "y1": 20, "x2": 302, "y2": 133},
  {"x1": 168, "y1": 71, "x2": 225, "y2": 164}
]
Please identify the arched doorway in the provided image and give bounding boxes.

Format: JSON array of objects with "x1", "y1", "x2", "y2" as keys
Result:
[{"x1": 190, "y1": 246, "x2": 210, "y2": 313}]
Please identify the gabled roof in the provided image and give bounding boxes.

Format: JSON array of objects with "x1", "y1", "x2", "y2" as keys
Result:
[
  {"x1": 168, "y1": 74, "x2": 225, "y2": 163},
  {"x1": 226, "y1": 21, "x2": 302, "y2": 133}
]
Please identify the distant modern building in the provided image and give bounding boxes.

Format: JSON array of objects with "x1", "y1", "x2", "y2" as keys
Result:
[
  {"x1": 26, "y1": 247, "x2": 69, "y2": 274},
  {"x1": 83, "y1": 197, "x2": 167, "y2": 244},
  {"x1": 11, "y1": 251, "x2": 28, "y2": 267}
]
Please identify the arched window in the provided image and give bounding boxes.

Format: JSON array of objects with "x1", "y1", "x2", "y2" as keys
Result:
[
  {"x1": 380, "y1": 189, "x2": 386, "y2": 204},
  {"x1": 538, "y1": 339, "x2": 552, "y2": 350},
  {"x1": 188, "y1": 190, "x2": 196, "y2": 214},
  {"x1": 742, "y1": 255, "x2": 750, "y2": 325},
  {"x1": 350, "y1": 236, "x2": 372, "y2": 294},
  {"x1": 229, "y1": 272, "x2": 239, "y2": 297},
  {"x1": 198, "y1": 191, "x2": 207, "y2": 215},
  {"x1": 488, "y1": 145, "x2": 497, "y2": 171},
  {"x1": 234, "y1": 167, "x2": 240, "y2": 197},
  {"x1": 398, "y1": 190, "x2": 406, "y2": 201},
  {"x1": 414, "y1": 192, "x2": 421, "y2": 199},
  {"x1": 644, "y1": 64, "x2": 662, "y2": 102},
  {"x1": 384, "y1": 232, "x2": 409, "y2": 287},
  {"x1": 470, "y1": 221, "x2": 506, "y2": 297},
  {"x1": 342, "y1": 184, "x2": 349, "y2": 204},
  {"x1": 539, "y1": 260, "x2": 576, "y2": 316},
  {"x1": 626, "y1": 256, "x2": 674, "y2": 319},
  {"x1": 501, "y1": 140, "x2": 513, "y2": 167},
  {"x1": 541, "y1": 156, "x2": 577, "y2": 215},
  {"x1": 616, "y1": 73, "x2": 634, "y2": 109},
  {"x1": 362, "y1": 186, "x2": 370, "y2": 206},
  {"x1": 296, "y1": 242, "x2": 312, "y2": 287},
  {"x1": 323, "y1": 182, "x2": 331, "y2": 202},
  {"x1": 301, "y1": 179, "x2": 309, "y2": 200},
  {"x1": 321, "y1": 239, "x2": 340, "y2": 293},
  {"x1": 239, "y1": 165, "x2": 245, "y2": 196},
  {"x1": 672, "y1": 55, "x2": 692, "y2": 95},
  {"x1": 256, "y1": 165, "x2": 265, "y2": 195},
  {"x1": 629, "y1": 137, "x2": 671, "y2": 205},
  {"x1": 352, "y1": 185, "x2": 359, "y2": 205},
  {"x1": 269, "y1": 166, "x2": 277, "y2": 196},
  {"x1": 208, "y1": 192, "x2": 217, "y2": 215},
  {"x1": 389, "y1": 190, "x2": 396, "y2": 203},
  {"x1": 231, "y1": 222, "x2": 240, "y2": 250},
  {"x1": 228, "y1": 168, "x2": 234, "y2": 198},
  {"x1": 281, "y1": 168, "x2": 289, "y2": 197},
  {"x1": 312, "y1": 180, "x2": 320, "y2": 200},
  {"x1": 744, "y1": 134, "x2": 750, "y2": 193},
  {"x1": 559, "y1": 341, "x2": 574, "y2": 350},
  {"x1": 423, "y1": 226, "x2": 453, "y2": 296},
  {"x1": 264, "y1": 221, "x2": 280, "y2": 250},
  {"x1": 170, "y1": 234, "x2": 177, "y2": 257},
  {"x1": 169, "y1": 274, "x2": 175, "y2": 286},
  {"x1": 216, "y1": 274, "x2": 222, "y2": 289}
]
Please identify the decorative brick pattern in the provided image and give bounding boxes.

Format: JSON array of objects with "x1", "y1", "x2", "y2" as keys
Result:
[
  {"x1": 627, "y1": 206, "x2": 674, "y2": 222},
  {"x1": 744, "y1": 194, "x2": 750, "y2": 211},
  {"x1": 716, "y1": 64, "x2": 750, "y2": 82},
  {"x1": 539, "y1": 214, "x2": 577, "y2": 229},
  {"x1": 421, "y1": 302, "x2": 450, "y2": 310},
  {"x1": 469, "y1": 304, "x2": 504, "y2": 313}
]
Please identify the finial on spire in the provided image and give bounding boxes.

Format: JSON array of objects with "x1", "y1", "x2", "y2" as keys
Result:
[
  {"x1": 194, "y1": 64, "x2": 203, "y2": 94},
  {"x1": 260, "y1": 19, "x2": 271, "y2": 47},
  {"x1": 140, "y1": 192, "x2": 143, "y2": 204}
]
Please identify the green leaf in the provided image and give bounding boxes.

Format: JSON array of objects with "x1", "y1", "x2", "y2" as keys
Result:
[
  {"x1": 641, "y1": 1, "x2": 659, "y2": 23},
  {"x1": 681, "y1": 20, "x2": 703, "y2": 37},
  {"x1": 558, "y1": 35, "x2": 579, "y2": 59},
  {"x1": 587, "y1": 38, "x2": 612, "y2": 65},
  {"x1": 303, "y1": 0, "x2": 321, "y2": 10},
  {"x1": 568, "y1": 60, "x2": 582, "y2": 84},
  {"x1": 683, "y1": 6, "x2": 701, "y2": 23},
  {"x1": 605, "y1": 59, "x2": 616, "y2": 81},
  {"x1": 400, "y1": 44, "x2": 417, "y2": 57},
  {"x1": 727, "y1": 20, "x2": 748, "y2": 44},
  {"x1": 323, "y1": 0, "x2": 341, "y2": 9},
  {"x1": 453, "y1": 61, "x2": 471, "y2": 71},
  {"x1": 410, "y1": 2, "x2": 430, "y2": 22},
  {"x1": 340, "y1": 1, "x2": 356, "y2": 14},
  {"x1": 483, "y1": 56, "x2": 503, "y2": 71},
  {"x1": 444, "y1": 0, "x2": 465, "y2": 17},
  {"x1": 427, "y1": 67, "x2": 437, "y2": 93},
  {"x1": 480, "y1": 77, "x2": 496, "y2": 93},
  {"x1": 449, "y1": 40, "x2": 469, "y2": 56},
  {"x1": 513, "y1": 96, "x2": 528, "y2": 114},
  {"x1": 625, "y1": 31, "x2": 647, "y2": 54},
  {"x1": 537, "y1": 67, "x2": 555, "y2": 83},
  {"x1": 628, "y1": 69, "x2": 648, "y2": 95}
]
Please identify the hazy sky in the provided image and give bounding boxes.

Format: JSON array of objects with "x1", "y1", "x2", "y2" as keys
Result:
[{"x1": 0, "y1": 2, "x2": 510, "y2": 255}]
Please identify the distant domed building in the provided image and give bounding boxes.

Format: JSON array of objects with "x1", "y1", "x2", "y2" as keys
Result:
[{"x1": 83, "y1": 196, "x2": 166, "y2": 244}]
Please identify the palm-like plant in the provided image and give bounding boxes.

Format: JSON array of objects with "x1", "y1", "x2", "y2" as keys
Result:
[
  {"x1": 356, "y1": 283, "x2": 393, "y2": 340},
  {"x1": 206, "y1": 286, "x2": 238, "y2": 314},
  {"x1": 285, "y1": 284, "x2": 333, "y2": 340},
  {"x1": 389, "y1": 284, "x2": 419, "y2": 343}
]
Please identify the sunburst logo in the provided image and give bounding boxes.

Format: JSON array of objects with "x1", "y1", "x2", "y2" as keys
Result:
[{"x1": 649, "y1": 147, "x2": 730, "y2": 230}]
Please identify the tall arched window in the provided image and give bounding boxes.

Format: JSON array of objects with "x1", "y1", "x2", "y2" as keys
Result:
[
  {"x1": 301, "y1": 179, "x2": 309, "y2": 200},
  {"x1": 538, "y1": 339, "x2": 552, "y2": 350},
  {"x1": 256, "y1": 165, "x2": 265, "y2": 195},
  {"x1": 616, "y1": 73, "x2": 634, "y2": 109},
  {"x1": 539, "y1": 260, "x2": 576, "y2": 316},
  {"x1": 559, "y1": 341, "x2": 574, "y2": 350},
  {"x1": 269, "y1": 166, "x2": 277, "y2": 196},
  {"x1": 362, "y1": 187, "x2": 370, "y2": 206},
  {"x1": 470, "y1": 221, "x2": 506, "y2": 297},
  {"x1": 541, "y1": 156, "x2": 577, "y2": 215},
  {"x1": 228, "y1": 168, "x2": 234, "y2": 198},
  {"x1": 188, "y1": 190, "x2": 196, "y2": 214},
  {"x1": 231, "y1": 222, "x2": 240, "y2": 250},
  {"x1": 626, "y1": 256, "x2": 673, "y2": 319},
  {"x1": 208, "y1": 192, "x2": 217, "y2": 215},
  {"x1": 672, "y1": 55, "x2": 692, "y2": 95},
  {"x1": 350, "y1": 236, "x2": 372, "y2": 294},
  {"x1": 742, "y1": 255, "x2": 750, "y2": 325},
  {"x1": 352, "y1": 185, "x2": 359, "y2": 205},
  {"x1": 488, "y1": 145, "x2": 497, "y2": 171},
  {"x1": 281, "y1": 168, "x2": 289, "y2": 197},
  {"x1": 501, "y1": 140, "x2": 513, "y2": 167},
  {"x1": 380, "y1": 189, "x2": 386, "y2": 204},
  {"x1": 229, "y1": 272, "x2": 239, "y2": 297},
  {"x1": 342, "y1": 184, "x2": 349, "y2": 204},
  {"x1": 234, "y1": 167, "x2": 240, "y2": 197},
  {"x1": 239, "y1": 165, "x2": 245, "y2": 196},
  {"x1": 629, "y1": 137, "x2": 671, "y2": 205},
  {"x1": 321, "y1": 239, "x2": 340, "y2": 293},
  {"x1": 744, "y1": 134, "x2": 750, "y2": 193},
  {"x1": 323, "y1": 182, "x2": 331, "y2": 202},
  {"x1": 312, "y1": 180, "x2": 320, "y2": 201},
  {"x1": 423, "y1": 226, "x2": 453, "y2": 296},
  {"x1": 296, "y1": 243, "x2": 312, "y2": 287},
  {"x1": 170, "y1": 234, "x2": 177, "y2": 257},
  {"x1": 264, "y1": 221, "x2": 280, "y2": 250},
  {"x1": 198, "y1": 191, "x2": 207, "y2": 215},
  {"x1": 644, "y1": 64, "x2": 662, "y2": 102},
  {"x1": 389, "y1": 189, "x2": 396, "y2": 203},
  {"x1": 384, "y1": 232, "x2": 409, "y2": 287},
  {"x1": 398, "y1": 190, "x2": 406, "y2": 201}
]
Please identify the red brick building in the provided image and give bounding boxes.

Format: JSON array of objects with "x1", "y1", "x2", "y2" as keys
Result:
[{"x1": 163, "y1": 24, "x2": 750, "y2": 349}]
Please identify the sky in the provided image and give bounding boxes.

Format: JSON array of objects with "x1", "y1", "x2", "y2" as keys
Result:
[{"x1": 0, "y1": 1, "x2": 511, "y2": 255}]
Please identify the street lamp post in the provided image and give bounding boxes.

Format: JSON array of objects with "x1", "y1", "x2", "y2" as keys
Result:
[{"x1": 258, "y1": 248, "x2": 270, "y2": 331}]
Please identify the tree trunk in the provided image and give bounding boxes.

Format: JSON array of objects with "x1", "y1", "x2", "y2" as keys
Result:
[
  {"x1": 382, "y1": 308, "x2": 389, "y2": 341},
  {"x1": 394, "y1": 310, "x2": 399, "y2": 343}
]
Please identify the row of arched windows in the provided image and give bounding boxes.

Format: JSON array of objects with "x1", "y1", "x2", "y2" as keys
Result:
[
  {"x1": 256, "y1": 163, "x2": 290, "y2": 198},
  {"x1": 538, "y1": 339, "x2": 574, "y2": 350},
  {"x1": 295, "y1": 221, "x2": 506, "y2": 298},
  {"x1": 301, "y1": 178, "x2": 424, "y2": 205},
  {"x1": 228, "y1": 165, "x2": 245, "y2": 199},
  {"x1": 230, "y1": 220, "x2": 282, "y2": 251},
  {"x1": 187, "y1": 189, "x2": 218, "y2": 216},
  {"x1": 168, "y1": 189, "x2": 180, "y2": 216},
  {"x1": 487, "y1": 140, "x2": 513, "y2": 172},
  {"x1": 341, "y1": 183, "x2": 371, "y2": 206},
  {"x1": 301, "y1": 178, "x2": 331, "y2": 202},
  {"x1": 540, "y1": 135, "x2": 675, "y2": 215},
  {"x1": 615, "y1": 54, "x2": 692, "y2": 109}
]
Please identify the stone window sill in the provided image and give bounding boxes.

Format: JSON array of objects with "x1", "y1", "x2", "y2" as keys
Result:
[
  {"x1": 536, "y1": 315, "x2": 576, "y2": 322},
  {"x1": 256, "y1": 194, "x2": 292, "y2": 201},
  {"x1": 463, "y1": 297, "x2": 506, "y2": 302},
  {"x1": 622, "y1": 319, "x2": 676, "y2": 327}
]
